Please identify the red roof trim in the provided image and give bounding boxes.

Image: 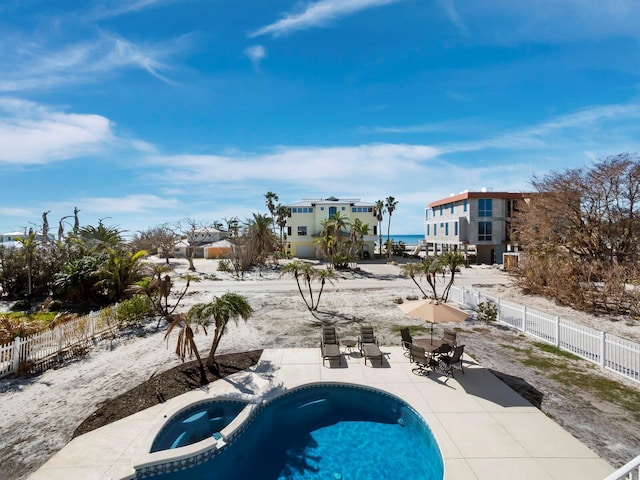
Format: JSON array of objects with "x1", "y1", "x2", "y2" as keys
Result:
[{"x1": 427, "y1": 192, "x2": 528, "y2": 208}]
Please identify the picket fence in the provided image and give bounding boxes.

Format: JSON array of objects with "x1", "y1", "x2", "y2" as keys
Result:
[
  {"x1": 448, "y1": 285, "x2": 640, "y2": 384},
  {"x1": 0, "y1": 311, "x2": 117, "y2": 379}
]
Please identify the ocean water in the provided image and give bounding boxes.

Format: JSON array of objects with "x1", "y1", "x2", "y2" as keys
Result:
[{"x1": 384, "y1": 234, "x2": 424, "y2": 245}]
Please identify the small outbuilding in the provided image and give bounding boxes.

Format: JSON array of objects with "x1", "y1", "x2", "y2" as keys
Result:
[{"x1": 203, "y1": 239, "x2": 233, "y2": 259}]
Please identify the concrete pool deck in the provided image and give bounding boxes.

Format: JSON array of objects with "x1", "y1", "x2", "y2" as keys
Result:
[{"x1": 29, "y1": 347, "x2": 614, "y2": 480}]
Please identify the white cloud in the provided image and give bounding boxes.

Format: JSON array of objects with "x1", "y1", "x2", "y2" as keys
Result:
[
  {"x1": 0, "y1": 33, "x2": 180, "y2": 92},
  {"x1": 0, "y1": 97, "x2": 152, "y2": 164},
  {"x1": 250, "y1": 0, "x2": 404, "y2": 37},
  {"x1": 448, "y1": 0, "x2": 640, "y2": 43},
  {"x1": 88, "y1": 0, "x2": 171, "y2": 19},
  {"x1": 76, "y1": 194, "x2": 181, "y2": 214},
  {"x1": 146, "y1": 143, "x2": 440, "y2": 189},
  {"x1": 244, "y1": 45, "x2": 267, "y2": 70}
]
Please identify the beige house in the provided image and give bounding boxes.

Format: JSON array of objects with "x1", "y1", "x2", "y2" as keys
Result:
[
  {"x1": 425, "y1": 190, "x2": 530, "y2": 265},
  {"x1": 284, "y1": 197, "x2": 378, "y2": 259}
]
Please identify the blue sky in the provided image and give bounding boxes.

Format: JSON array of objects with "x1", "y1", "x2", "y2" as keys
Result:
[{"x1": 2, "y1": 0, "x2": 640, "y2": 237}]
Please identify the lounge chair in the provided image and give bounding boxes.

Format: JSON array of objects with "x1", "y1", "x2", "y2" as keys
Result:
[
  {"x1": 321, "y1": 326, "x2": 342, "y2": 366},
  {"x1": 409, "y1": 344, "x2": 437, "y2": 376},
  {"x1": 358, "y1": 325, "x2": 383, "y2": 366},
  {"x1": 438, "y1": 345, "x2": 465, "y2": 378},
  {"x1": 400, "y1": 327, "x2": 413, "y2": 356}
]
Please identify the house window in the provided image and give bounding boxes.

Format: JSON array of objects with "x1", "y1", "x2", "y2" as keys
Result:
[
  {"x1": 478, "y1": 221, "x2": 492, "y2": 241},
  {"x1": 321, "y1": 207, "x2": 325, "y2": 211},
  {"x1": 373, "y1": 225, "x2": 377, "y2": 235},
  {"x1": 341, "y1": 207, "x2": 345, "y2": 211},
  {"x1": 454, "y1": 221, "x2": 458, "y2": 236},
  {"x1": 445, "y1": 223, "x2": 449, "y2": 235},
  {"x1": 352, "y1": 207, "x2": 356, "y2": 212},
  {"x1": 450, "y1": 203, "x2": 454, "y2": 213},
  {"x1": 287, "y1": 226, "x2": 292, "y2": 236},
  {"x1": 298, "y1": 226, "x2": 307, "y2": 236},
  {"x1": 463, "y1": 199, "x2": 467, "y2": 212},
  {"x1": 426, "y1": 225, "x2": 430, "y2": 236},
  {"x1": 439, "y1": 205, "x2": 443, "y2": 216},
  {"x1": 478, "y1": 199, "x2": 492, "y2": 217},
  {"x1": 434, "y1": 224, "x2": 437, "y2": 235}
]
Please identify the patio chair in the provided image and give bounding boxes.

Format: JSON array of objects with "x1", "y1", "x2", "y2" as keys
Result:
[
  {"x1": 438, "y1": 345, "x2": 465, "y2": 378},
  {"x1": 442, "y1": 329, "x2": 457, "y2": 346},
  {"x1": 409, "y1": 344, "x2": 437, "y2": 376},
  {"x1": 400, "y1": 327, "x2": 413, "y2": 356},
  {"x1": 321, "y1": 326, "x2": 342, "y2": 366},
  {"x1": 358, "y1": 325, "x2": 383, "y2": 366}
]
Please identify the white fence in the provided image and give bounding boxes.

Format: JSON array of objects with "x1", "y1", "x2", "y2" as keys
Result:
[
  {"x1": 0, "y1": 311, "x2": 117, "y2": 379},
  {"x1": 449, "y1": 286, "x2": 640, "y2": 384}
]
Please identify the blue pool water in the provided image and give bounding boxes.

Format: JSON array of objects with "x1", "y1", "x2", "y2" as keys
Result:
[
  {"x1": 150, "y1": 400, "x2": 248, "y2": 452},
  {"x1": 148, "y1": 384, "x2": 444, "y2": 480}
]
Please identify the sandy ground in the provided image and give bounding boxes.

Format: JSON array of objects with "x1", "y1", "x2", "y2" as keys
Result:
[{"x1": 1, "y1": 257, "x2": 639, "y2": 479}]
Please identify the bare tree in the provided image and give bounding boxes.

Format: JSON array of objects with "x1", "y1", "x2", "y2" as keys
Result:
[
  {"x1": 515, "y1": 153, "x2": 640, "y2": 315},
  {"x1": 132, "y1": 224, "x2": 178, "y2": 264}
]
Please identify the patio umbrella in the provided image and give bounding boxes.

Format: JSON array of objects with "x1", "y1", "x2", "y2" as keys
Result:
[{"x1": 398, "y1": 299, "x2": 469, "y2": 342}]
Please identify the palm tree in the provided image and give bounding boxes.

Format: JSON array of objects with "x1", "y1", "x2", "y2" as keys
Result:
[
  {"x1": 441, "y1": 252, "x2": 466, "y2": 301},
  {"x1": 183, "y1": 292, "x2": 253, "y2": 368},
  {"x1": 276, "y1": 204, "x2": 289, "y2": 254},
  {"x1": 384, "y1": 196, "x2": 398, "y2": 248},
  {"x1": 15, "y1": 231, "x2": 38, "y2": 296},
  {"x1": 79, "y1": 223, "x2": 124, "y2": 251},
  {"x1": 374, "y1": 200, "x2": 385, "y2": 255},
  {"x1": 171, "y1": 293, "x2": 253, "y2": 368},
  {"x1": 349, "y1": 218, "x2": 369, "y2": 259},
  {"x1": 313, "y1": 268, "x2": 337, "y2": 311},
  {"x1": 421, "y1": 255, "x2": 443, "y2": 300},
  {"x1": 264, "y1": 191, "x2": 279, "y2": 234},
  {"x1": 164, "y1": 311, "x2": 207, "y2": 382},
  {"x1": 279, "y1": 260, "x2": 315, "y2": 311},
  {"x1": 400, "y1": 261, "x2": 430, "y2": 299},
  {"x1": 246, "y1": 213, "x2": 277, "y2": 265},
  {"x1": 99, "y1": 248, "x2": 148, "y2": 302}
]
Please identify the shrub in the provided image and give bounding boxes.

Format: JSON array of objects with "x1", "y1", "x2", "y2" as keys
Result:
[
  {"x1": 217, "y1": 258, "x2": 232, "y2": 272},
  {"x1": 115, "y1": 295, "x2": 152, "y2": 327},
  {"x1": 477, "y1": 301, "x2": 498, "y2": 323}
]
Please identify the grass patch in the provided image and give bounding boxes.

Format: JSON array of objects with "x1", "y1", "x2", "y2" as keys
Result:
[
  {"x1": 390, "y1": 324, "x2": 429, "y2": 335},
  {"x1": 499, "y1": 343, "x2": 525, "y2": 353},
  {"x1": 511, "y1": 340, "x2": 640, "y2": 420},
  {"x1": 533, "y1": 342, "x2": 580, "y2": 360}
]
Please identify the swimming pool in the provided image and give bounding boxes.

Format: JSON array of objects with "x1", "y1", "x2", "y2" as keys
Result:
[
  {"x1": 139, "y1": 383, "x2": 444, "y2": 480},
  {"x1": 150, "y1": 399, "x2": 248, "y2": 452}
]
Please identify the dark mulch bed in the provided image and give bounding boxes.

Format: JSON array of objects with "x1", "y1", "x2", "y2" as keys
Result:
[{"x1": 73, "y1": 350, "x2": 263, "y2": 438}]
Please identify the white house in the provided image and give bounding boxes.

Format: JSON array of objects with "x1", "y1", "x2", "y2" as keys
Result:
[{"x1": 425, "y1": 190, "x2": 530, "y2": 264}]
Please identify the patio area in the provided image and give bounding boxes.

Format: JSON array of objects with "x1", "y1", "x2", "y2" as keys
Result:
[{"x1": 29, "y1": 346, "x2": 614, "y2": 480}]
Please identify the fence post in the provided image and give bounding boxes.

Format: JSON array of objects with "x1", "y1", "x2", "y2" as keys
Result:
[
  {"x1": 555, "y1": 316, "x2": 560, "y2": 347},
  {"x1": 57, "y1": 328, "x2": 63, "y2": 353},
  {"x1": 12, "y1": 337, "x2": 21, "y2": 374},
  {"x1": 522, "y1": 306, "x2": 527, "y2": 333},
  {"x1": 600, "y1": 331, "x2": 606, "y2": 368}
]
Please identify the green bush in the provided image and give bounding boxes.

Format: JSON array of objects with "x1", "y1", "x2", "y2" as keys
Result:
[
  {"x1": 217, "y1": 258, "x2": 232, "y2": 272},
  {"x1": 115, "y1": 295, "x2": 152, "y2": 327},
  {"x1": 477, "y1": 301, "x2": 498, "y2": 323}
]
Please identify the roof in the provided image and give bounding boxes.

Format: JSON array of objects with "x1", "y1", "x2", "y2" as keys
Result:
[
  {"x1": 287, "y1": 197, "x2": 375, "y2": 207},
  {"x1": 428, "y1": 191, "x2": 531, "y2": 208},
  {"x1": 203, "y1": 239, "x2": 233, "y2": 248}
]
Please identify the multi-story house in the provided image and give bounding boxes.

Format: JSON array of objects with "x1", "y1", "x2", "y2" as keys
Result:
[
  {"x1": 424, "y1": 190, "x2": 530, "y2": 265},
  {"x1": 285, "y1": 196, "x2": 379, "y2": 259}
]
